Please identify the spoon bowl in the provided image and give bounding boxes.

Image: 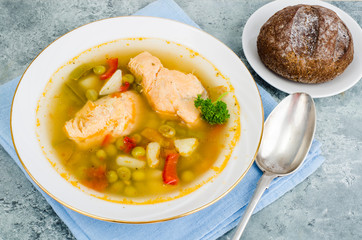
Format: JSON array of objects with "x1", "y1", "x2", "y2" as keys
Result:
[
  {"x1": 256, "y1": 93, "x2": 316, "y2": 175},
  {"x1": 232, "y1": 92, "x2": 316, "y2": 239}
]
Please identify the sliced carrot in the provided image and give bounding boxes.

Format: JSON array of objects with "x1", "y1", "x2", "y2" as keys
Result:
[
  {"x1": 82, "y1": 165, "x2": 108, "y2": 191},
  {"x1": 101, "y1": 134, "x2": 111, "y2": 146}
]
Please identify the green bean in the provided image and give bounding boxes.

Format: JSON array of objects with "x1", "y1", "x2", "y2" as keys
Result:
[
  {"x1": 93, "y1": 65, "x2": 106, "y2": 75},
  {"x1": 117, "y1": 166, "x2": 131, "y2": 180},
  {"x1": 158, "y1": 125, "x2": 176, "y2": 138},
  {"x1": 122, "y1": 74, "x2": 135, "y2": 84},
  {"x1": 132, "y1": 170, "x2": 146, "y2": 181},
  {"x1": 85, "y1": 89, "x2": 98, "y2": 101},
  {"x1": 65, "y1": 80, "x2": 87, "y2": 103},
  {"x1": 106, "y1": 170, "x2": 118, "y2": 183},
  {"x1": 69, "y1": 63, "x2": 94, "y2": 80},
  {"x1": 131, "y1": 146, "x2": 146, "y2": 158}
]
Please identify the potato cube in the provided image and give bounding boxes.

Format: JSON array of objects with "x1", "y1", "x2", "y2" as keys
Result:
[{"x1": 174, "y1": 138, "x2": 199, "y2": 157}]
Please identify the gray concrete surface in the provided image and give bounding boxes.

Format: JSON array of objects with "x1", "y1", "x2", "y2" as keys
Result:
[{"x1": 0, "y1": 0, "x2": 361, "y2": 239}]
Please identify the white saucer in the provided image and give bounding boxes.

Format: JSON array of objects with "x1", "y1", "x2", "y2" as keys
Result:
[{"x1": 242, "y1": 0, "x2": 362, "y2": 98}]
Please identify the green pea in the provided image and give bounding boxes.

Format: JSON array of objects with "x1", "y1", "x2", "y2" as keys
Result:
[
  {"x1": 132, "y1": 170, "x2": 146, "y2": 181},
  {"x1": 93, "y1": 65, "x2": 106, "y2": 75},
  {"x1": 85, "y1": 89, "x2": 98, "y2": 101},
  {"x1": 115, "y1": 137, "x2": 125, "y2": 149},
  {"x1": 158, "y1": 125, "x2": 176, "y2": 138},
  {"x1": 131, "y1": 146, "x2": 146, "y2": 158},
  {"x1": 124, "y1": 185, "x2": 137, "y2": 197},
  {"x1": 96, "y1": 149, "x2": 107, "y2": 160},
  {"x1": 122, "y1": 74, "x2": 135, "y2": 84},
  {"x1": 117, "y1": 166, "x2": 131, "y2": 180},
  {"x1": 110, "y1": 181, "x2": 124, "y2": 193},
  {"x1": 104, "y1": 144, "x2": 117, "y2": 157},
  {"x1": 181, "y1": 170, "x2": 194, "y2": 182},
  {"x1": 106, "y1": 170, "x2": 118, "y2": 183}
]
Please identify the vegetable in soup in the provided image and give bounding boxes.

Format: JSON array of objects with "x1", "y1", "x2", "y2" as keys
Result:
[{"x1": 48, "y1": 50, "x2": 231, "y2": 198}]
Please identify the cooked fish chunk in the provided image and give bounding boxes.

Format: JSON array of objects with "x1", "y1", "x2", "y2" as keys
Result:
[
  {"x1": 64, "y1": 91, "x2": 141, "y2": 148},
  {"x1": 128, "y1": 52, "x2": 207, "y2": 124},
  {"x1": 128, "y1": 51, "x2": 162, "y2": 91}
]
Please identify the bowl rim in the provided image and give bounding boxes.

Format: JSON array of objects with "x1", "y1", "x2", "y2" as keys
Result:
[{"x1": 10, "y1": 15, "x2": 264, "y2": 223}]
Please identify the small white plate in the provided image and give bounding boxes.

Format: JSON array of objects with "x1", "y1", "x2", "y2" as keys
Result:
[{"x1": 242, "y1": 0, "x2": 362, "y2": 98}]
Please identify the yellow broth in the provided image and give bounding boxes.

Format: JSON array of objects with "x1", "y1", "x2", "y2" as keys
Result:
[{"x1": 48, "y1": 50, "x2": 228, "y2": 198}]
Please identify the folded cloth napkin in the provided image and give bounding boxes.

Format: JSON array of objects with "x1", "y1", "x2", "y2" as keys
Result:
[{"x1": 0, "y1": 0, "x2": 324, "y2": 239}]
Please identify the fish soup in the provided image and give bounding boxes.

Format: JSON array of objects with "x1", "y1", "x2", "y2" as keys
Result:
[{"x1": 37, "y1": 38, "x2": 240, "y2": 203}]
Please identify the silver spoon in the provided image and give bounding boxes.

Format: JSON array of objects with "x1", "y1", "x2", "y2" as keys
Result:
[{"x1": 232, "y1": 92, "x2": 316, "y2": 240}]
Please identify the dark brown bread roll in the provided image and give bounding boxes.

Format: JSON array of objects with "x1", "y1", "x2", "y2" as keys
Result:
[{"x1": 257, "y1": 4, "x2": 353, "y2": 84}]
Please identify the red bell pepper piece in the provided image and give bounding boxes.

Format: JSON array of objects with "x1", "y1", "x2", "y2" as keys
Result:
[
  {"x1": 123, "y1": 136, "x2": 136, "y2": 153},
  {"x1": 163, "y1": 153, "x2": 180, "y2": 185},
  {"x1": 119, "y1": 82, "x2": 130, "y2": 92},
  {"x1": 100, "y1": 58, "x2": 118, "y2": 80},
  {"x1": 110, "y1": 82, "x2": 131, "y2": 98}
]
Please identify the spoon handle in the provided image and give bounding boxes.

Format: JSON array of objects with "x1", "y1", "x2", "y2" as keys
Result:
[{"x1": 232, "y1": 173, "x2": 275, "y2": 240}]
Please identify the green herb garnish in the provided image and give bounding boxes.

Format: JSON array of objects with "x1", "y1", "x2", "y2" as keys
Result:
[{"x1": 194, "y1": 92, "x2": 230, "y2": 125}]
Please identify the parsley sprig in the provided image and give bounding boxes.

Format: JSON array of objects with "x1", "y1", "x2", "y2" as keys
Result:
[{"x1": 194, "y1": 92, "x2": 230, "y2": 125}]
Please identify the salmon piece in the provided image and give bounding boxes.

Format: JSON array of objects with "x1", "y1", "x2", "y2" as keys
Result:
[
  {"x1": 64, "y1": 91, "x2": 141, "y2": 148},
  {"x1": 128, "y1": 52, "x2": 207, "y2": 124},
  {"x1": 128, "y1": 52, "x2": 162, "y2": 91}
]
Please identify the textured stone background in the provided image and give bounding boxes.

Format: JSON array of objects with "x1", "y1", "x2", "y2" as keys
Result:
[{"x1": 0, "y1": 0, "x2": 361, "y2": 239}]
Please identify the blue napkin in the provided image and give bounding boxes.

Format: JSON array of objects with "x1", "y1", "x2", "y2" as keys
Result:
[{"x1": 0, "y1": 0, "x2": 324, "y2": 239}]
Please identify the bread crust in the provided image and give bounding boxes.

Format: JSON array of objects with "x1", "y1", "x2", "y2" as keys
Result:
[{"x1": 257, "y1": 4, "x2": 354, "y2": 84}]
